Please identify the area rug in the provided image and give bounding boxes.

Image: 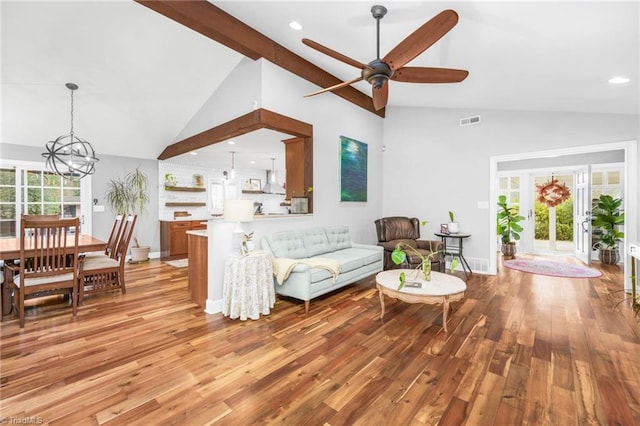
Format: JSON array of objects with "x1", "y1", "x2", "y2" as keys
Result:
[
  {"x1": 503, "y1": 259, "x2": 601, "y2": 278},
  {"x1": 164, "y1": 259, "x2": 188, "y2": 268}
]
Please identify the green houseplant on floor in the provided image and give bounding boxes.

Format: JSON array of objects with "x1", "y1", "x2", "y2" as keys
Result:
[
  {"x1": 105, "y1": 167, "x2": 150, "y2": 262},
  {"x1": 497, "y1": 194, "x2": 525, "y2": 259},
  {"x1": 592, "y1": 194, "x2": 624, "y2": 265}
]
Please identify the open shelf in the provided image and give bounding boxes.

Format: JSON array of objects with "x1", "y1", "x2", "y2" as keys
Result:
[
  {"x1": 165, "y1": 202, "x2": 207, "y2": 207},
  {"x1": 165, "y1": 186, "x2": 206, "y2": 192},
  {"x1": 242, "y1": 190, "x2": 264, "y2": 194}
]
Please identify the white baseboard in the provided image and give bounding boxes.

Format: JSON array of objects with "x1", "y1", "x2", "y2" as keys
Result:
[
  {"x1": 447, "y1": 256, "x2": 491, "y2": 274},
  {"x1": 205, "y1": 298, "x2": 222, "y2": 315}
]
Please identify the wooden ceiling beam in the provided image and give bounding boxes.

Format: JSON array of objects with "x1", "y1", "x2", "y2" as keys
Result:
[
  {"x1": 157, "y1": 108, "x2": 312, "y2": 160},
  {"x1": 259, "y1": 109, "x2": 312, "y2": 138},
  {"x1": 157, "y1": 109, "x2": 262, "y2": 160},
  {"x1": 136, "y1": 0, "x2": 384, "y2": 118}
]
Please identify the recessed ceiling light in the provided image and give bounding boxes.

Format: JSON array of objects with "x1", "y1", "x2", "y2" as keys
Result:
[
  {"x1": 609, "y1": 76, "x2": 630, "y2": 84},
  {"x1": 189, "y1": 151, "x2": 197, "y2": 156},
  {"x1": 227, "y1": 140, "x2": 235, "y2": 145},
  {"x1": 289, "y1": 21, "x2": 302, "y2": 31},
  {"x1": 250, "y1": 160, "x2": 256, "y2": 165}
]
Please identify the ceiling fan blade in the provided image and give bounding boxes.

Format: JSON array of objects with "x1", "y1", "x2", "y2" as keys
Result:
[
  {"x1": 372, "y1": 83, "x2": 389, "y2": 111},
  {"x1": 391, "y1": 67, "x2": 469, "y2": 83},
  {"x1": 304, "y1": 76, "x2": 364, "y2": 98},
  {"x1": 383, "y1": 9, "x2": 459, "y2": 70},
  {"x1": 302, "y1": 38, "x2": 367, "y2": 70}
]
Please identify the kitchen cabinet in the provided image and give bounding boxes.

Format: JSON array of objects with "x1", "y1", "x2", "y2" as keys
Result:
[
  {"x1": 160, "y1": 220, "x2": 207, "y2": 260},
  {"x1": 284, "y1": 137, "x2": 306, "y2": 199},
  {"x1": 188, "y1": 231, "x2": 208, "y2": 306}
]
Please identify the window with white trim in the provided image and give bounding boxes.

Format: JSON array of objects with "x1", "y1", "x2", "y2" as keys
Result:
[{"x1": 0, "y1": 162, "x2": 92, "y2": 238}]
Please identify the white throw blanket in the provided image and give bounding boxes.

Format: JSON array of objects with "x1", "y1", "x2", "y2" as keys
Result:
[{"x1": 272, "y1": 257, "x2": 341, "y2": 285}]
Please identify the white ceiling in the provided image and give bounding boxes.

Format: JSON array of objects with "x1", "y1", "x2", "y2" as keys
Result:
[{"x1": 2, "y1": 1, "x2": 638, "y2": 166}]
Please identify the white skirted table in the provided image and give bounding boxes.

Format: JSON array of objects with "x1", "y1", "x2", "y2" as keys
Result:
[{"x1": 222, "y1": 250, "x2": 275, "y2": 320}]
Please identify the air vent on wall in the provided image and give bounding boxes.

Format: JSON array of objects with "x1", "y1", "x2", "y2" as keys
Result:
[{"x1": 460, "y1": 115, "x2": 481, "y2": 127}]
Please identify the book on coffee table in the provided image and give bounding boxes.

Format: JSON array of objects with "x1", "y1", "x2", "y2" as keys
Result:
[{"x1": 404, "y1": 280, "x2": 422, "y2": 288}]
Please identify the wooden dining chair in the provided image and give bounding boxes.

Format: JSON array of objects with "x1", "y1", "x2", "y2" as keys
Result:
[
  {"x1": 8, "y1": 216, "x2": 80, "y2": 328},
  {"x1": 79, "y1": 214, "x2": 137, "y2": 304},
  {"x1": 83, "y1": 214, "x2": 124, "y2": 259}
]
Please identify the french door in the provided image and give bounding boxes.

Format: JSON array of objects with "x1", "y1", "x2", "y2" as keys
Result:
[{"x1": 574, "y1": 166, "x2": 592, "y2": 265}]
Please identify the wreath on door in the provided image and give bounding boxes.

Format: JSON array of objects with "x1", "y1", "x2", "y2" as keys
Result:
[{"x1": 536, "y1": 177, "x2": 571, "y2": 208}]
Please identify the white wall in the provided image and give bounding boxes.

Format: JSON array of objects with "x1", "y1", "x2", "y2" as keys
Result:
[
  {"x1": 173, "y1": 58, "x2": 263, "y2": 142},
  {"x1": 382, "y1": 106, "x2": 639, "y2": 271}
]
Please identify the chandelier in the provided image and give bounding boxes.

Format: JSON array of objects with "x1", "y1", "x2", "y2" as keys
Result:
[{"x1": 42, "y1": 83, "x2": 99, "y2": 178}]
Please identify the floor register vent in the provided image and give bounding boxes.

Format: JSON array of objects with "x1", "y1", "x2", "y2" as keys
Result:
[{"x1": 460, "y1": 115, "x2": 481, "y2": 127}]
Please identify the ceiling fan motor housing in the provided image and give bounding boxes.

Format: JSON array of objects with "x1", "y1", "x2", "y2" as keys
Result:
[
  {"x1": 362, "y1": 59, "x2": 392, "y2": 88},
  {"x1": 370, "y1": 5, "x2": 388, "y2": 19}
]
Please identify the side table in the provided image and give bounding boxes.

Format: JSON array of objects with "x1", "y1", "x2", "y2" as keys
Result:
[
  {"x1": 434, "y1": 232, "x2": 472, "y2": 279},
  {"x1": 223, "y1": 250, "x2": 275, "y2": 320}
]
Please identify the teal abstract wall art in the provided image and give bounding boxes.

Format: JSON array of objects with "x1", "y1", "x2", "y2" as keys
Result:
[{"x1": 340, "y1": 136, "x2": 367, "y2": 202}]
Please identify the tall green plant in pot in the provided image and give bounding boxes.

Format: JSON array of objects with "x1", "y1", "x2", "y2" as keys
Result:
[
  {"x1": 592, "y1": 194, "x2": 624, "y2": 265},
  {"x1": 105, "y1": 167, "x2": 150, "y2": 262},
  {"x1": 497, "y1": 195, "x2": 525, "y2": 259}
]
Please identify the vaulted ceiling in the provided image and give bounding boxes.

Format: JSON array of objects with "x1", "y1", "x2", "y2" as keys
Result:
[{"x1": 2, "y1": 1, "x2": 638, "y2": 163}]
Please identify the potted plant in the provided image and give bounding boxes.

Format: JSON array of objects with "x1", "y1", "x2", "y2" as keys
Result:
[
  {"x1": 164, "y1": 173, "x2": 178, "y2": 188},
  {"x1": 105, "y1": 167, "x2": 150, "y2": 262},
  {"x1": 447, "y1": 210, "x2": 460, "y2": 234},
  {"x1": 388, "y1": 219, "x2": 440, "y2": 289},
  {"x1": 391, "y1": 244, "x2": 459, "y2": 290},
  {"x1": 592, "y1": 194, "x2": 624, "y2": 265},
  {"x1": 496, "y1": 194, "x2": 525, "y2": 259}
]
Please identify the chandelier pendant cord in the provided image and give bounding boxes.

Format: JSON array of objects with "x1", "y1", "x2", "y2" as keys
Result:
[{"x1": 69, "y1": 88, "x2": 74, "y2": 140}]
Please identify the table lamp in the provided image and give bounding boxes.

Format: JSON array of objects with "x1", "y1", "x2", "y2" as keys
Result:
[{"x1": 223, "y1": 199, "x2": 254, "y2": 254}]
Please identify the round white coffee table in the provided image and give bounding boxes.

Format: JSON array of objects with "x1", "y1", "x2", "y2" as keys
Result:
[{"x1": 375, "y1": 269, "x2": 466, "y2": 332}]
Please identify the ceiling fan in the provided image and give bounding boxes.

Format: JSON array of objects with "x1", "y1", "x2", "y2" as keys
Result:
[{"x1": 302, "y1": 5, "x2": 469, "y2": 111}]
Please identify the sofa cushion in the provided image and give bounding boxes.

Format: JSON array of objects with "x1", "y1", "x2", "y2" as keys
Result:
[
  {"x1": 319, "y1": 248, "x2": 366, "y2": 273},
  {"x1": 266, "y1": 231, "x2": 308, "y2": 259},
  {"x1": 326, "y1": 226, "x2": 352, "y2": 251},
  {"x1": 309, "y1": 267, "x2": 333, "y2": 283},
  {"x1": 307, "y1": 247, "x2": 379, "y2": 283},
  {"x1": 351, "y1": 248, "x2": 381, "y2": 266},
  {"x1": 302, "y1": 228, "x2": 331, "y2": 257}
]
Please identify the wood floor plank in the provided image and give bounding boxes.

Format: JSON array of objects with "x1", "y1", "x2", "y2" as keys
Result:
[
  {"x1": 464, "y1": 371, "x2": 505, "y2": 424},
  {"x1": 454, "y1": 339, "x2": 496, "y2": 403},
  {"x1": 1, "y1": 256, "x2": 637, "y2": 424},
  {"x1": 573, "y1": 359, "x2": 607, "y2": 425},
  {"x1": 523, "y1": 356, "x2": 553, "y2": 424},
  {"x1": 551, "y1": 385, "x2": 578, "y2": 425}
]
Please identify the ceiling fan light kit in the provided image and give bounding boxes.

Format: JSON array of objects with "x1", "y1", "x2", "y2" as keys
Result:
[{"x1": 302, "y1": 5, "x2": 469, "y2": 111}]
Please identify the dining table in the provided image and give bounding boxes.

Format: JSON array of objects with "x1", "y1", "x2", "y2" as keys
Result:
[{"x1": 0, "y1": 234, "x2": 107, "y2": 316}]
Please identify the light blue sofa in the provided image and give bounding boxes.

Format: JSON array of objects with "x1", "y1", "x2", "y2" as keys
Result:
[{"x1": 261, "y1": 226, "x2": 383, "y2": 313}]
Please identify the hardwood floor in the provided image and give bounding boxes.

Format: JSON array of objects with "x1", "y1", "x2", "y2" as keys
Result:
[{"x1": 1, "y1": 257, "x2": 639, "y2": 425}]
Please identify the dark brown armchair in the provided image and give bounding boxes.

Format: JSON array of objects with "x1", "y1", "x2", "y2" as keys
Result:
[{"x1": 374, "y1": 216, "x2": 445, "y2": 272}]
